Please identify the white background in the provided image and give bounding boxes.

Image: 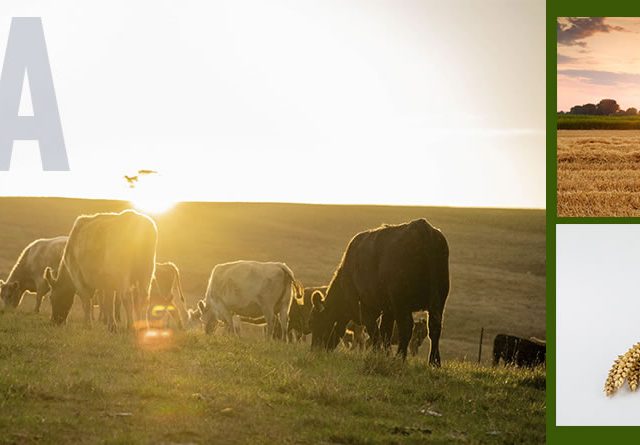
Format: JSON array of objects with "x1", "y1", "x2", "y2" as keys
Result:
[{"x1": 557, "y1": 224, "x2": 640, "y2": 425}]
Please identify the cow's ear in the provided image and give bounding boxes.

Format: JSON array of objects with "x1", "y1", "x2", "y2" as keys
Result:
[
  {"x1": 311, "y1": 290, "x2": 325, "y2": 312},
  {"x1": 44, "y1": 267, "x2": 57, "y2": 286}
]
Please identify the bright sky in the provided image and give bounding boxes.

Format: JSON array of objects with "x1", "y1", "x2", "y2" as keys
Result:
[
  {"x1": 558, "y1": 17, "x2": 640, "y2": 112},
  {"x1": 0, "y1": 0, "x2": 545, "y2": 209}
]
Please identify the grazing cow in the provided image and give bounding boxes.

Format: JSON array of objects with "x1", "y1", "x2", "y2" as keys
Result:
[
  {"x1": 148, "y1": 262, "x2": 188, "y2": 329},
  {"x1": 493, "y1": 334, "x2": 519, "y2": 366},
  {"x1": 194, "y1": 260, "x2": 304, "y2": 339},
  {"x1": 493, "y1": 334, "x2": 546, "y2": 367},
  {"x1": 288, "y1": 286, "x2": 327, "y2": 342},
  {"x1": 516, "y1": 337, "x2": 546, "y2": 367},
  {"x1": 310, "y1": 219, "x2": 450, "y2": 365},
  {"x1": 44, "y1": 210, "x2": 157, "y2": 331},
  {"x1": 0, "y1": 236, "x2": 67, "y2": 312}
]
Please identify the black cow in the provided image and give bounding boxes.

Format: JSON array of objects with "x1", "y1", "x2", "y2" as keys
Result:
[
  {"x1": 493, "y1": 334, "x2": 546, "y2": 367},
  {"x1": 288, "y1": 286, "x2": 327, "y2": 342},
  {"x1": 310, "y1": 219, "x2": 450, "y2": 365}
]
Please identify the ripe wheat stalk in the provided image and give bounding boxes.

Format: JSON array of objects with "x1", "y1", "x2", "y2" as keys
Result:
[{"x1": 605, "y1": 342, "x2": 640, "y2": 396}]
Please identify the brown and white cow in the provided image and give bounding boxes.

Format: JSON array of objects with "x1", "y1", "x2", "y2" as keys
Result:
[
  {"x1": 194, "y1": 260, "x2": 303, "y2": 339},
  {"x1": 44, "y1": 210, "x2": 157, "y2": 332},
  {"x1": 1, "y1": 236, "x2": 67, "y2": 312}
]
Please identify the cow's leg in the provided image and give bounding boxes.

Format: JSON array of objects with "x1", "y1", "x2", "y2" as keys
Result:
[
  {"x1": 114, "y1": 293, "x2": 122, "y2": 324},
  {"x1": 168, "y1": 301, "x2": 184, "y2": 330},
  {"x1": 105, "y1": 291, "x2": 117, "y2": 333},
  {"x1": 121, "y1": 292, "x2": 136, "y2": 330},
  {"x1": 34, "y1": 282, "x2": 48, "y2": 313},
  {"x1": 379, "y1": 312, "x2": 395, "y2": 353},
  {"x1": 277, "y1": 305, "x2": 289, "y2": 342},
  {"x1": 395, "y1": 312, "x2": 414, "y2": 360},
  {"x1": 427, "y1": 310, "x2": 443, "y2": 367},
  {"x1": 362, "y1": 313, "x2": 381, "y2": 351},
  {"x1": 79, "y1": 294, "x2": 93, "y2": 328},
  {"x1": 132, "y1": 286, "x2": 148, "y2": 331}
]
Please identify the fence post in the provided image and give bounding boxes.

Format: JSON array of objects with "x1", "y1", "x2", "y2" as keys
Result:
[{"x1": 478, "y1": 327, "x2": 484, "y2": 363}]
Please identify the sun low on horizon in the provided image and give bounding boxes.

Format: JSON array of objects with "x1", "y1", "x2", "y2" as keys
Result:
[{"x1": 127, "y1": 173, "x2": 178, "y2": 215}]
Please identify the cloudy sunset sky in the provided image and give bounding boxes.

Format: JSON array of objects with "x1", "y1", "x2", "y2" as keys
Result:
[{"x1": 558, "y1": 17, "x2": 640, "y2": 112}]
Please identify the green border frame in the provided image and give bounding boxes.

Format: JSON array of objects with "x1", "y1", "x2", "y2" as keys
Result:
[{"x1": 550, "y1": 2, "x2": 640, "y2": 442}]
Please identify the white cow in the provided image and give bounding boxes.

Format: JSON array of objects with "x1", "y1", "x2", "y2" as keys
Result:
[
  {"x1": 194, "y1": 260, "x2": 303, "y2": 339},
  {"x1": 0, "y1": 236, "x2": 68, "y2": 312},
  {"x1": 44, "y1": 210, "x2": 157, "y2": 331}
]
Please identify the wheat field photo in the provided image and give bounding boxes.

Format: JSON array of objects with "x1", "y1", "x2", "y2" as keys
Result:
[{"x1": 557, "y1": 130, "x2": 640, "y2": 216}]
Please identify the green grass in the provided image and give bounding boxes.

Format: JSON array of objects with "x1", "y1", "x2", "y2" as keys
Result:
[
  {"x1": 558, "y1": 114, "x2": 640, "y2": 129},
  {"x1": 0, "y1": 312, "x2": 545, "y2": 444}
]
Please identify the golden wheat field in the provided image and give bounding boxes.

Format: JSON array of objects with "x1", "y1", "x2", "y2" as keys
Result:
[{"x1": 558, "y1": 130, "x2": 640, "y2": 216}]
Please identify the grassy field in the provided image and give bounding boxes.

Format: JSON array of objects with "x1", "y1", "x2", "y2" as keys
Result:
[
  {"x1": 0, "y1": 313, "x2": 545, "y2": 444},
  {"x1": 557, "y1": 130, "x2": 640, "y2": 216},
  {"x1": 558, "y1": 114, "x2": 640, "y2": 130},
  {"x1": 0, "y1": 198, "x2": 545, "y2": 443}
]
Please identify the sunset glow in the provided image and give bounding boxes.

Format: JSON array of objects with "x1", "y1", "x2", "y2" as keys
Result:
[{"x1": 558, "y1": 17, "x2": 640, "y2": 111}]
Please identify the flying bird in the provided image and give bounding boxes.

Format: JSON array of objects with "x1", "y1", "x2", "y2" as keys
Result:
[
  {"x1": 124, "y1": 175, "x2": 138, "y2": 188},
  {"x1": 124, "y1": 169, "x2": 159, "y2": 188}
]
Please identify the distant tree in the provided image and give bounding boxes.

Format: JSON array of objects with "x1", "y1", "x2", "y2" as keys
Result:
[
  {"x1": 615, "y1": 110, "x2": 626, "y2": 116},
  {"x1": 558, "y1": 111, "x2": 565, "y2": 115},
  {"x1": 626, "y1": 107, "x2": 638, "y2": 116},
  {"x1": 569, "y1": 105, "x2": 585, "y2": 114},
  {"x1": 597, "y1": 99, "x2": 620, "y2": 115}
]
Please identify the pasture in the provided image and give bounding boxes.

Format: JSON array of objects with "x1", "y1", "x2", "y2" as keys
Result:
[
  {"x1": 557, "y1": 130, "x2": 640, "y2": 216},
  {"x1": 557, "y1": 114, "x2": 640, "y2": 130},
  {"x1": 0, "y1": 198, "x2": 545, "y2": 443}
]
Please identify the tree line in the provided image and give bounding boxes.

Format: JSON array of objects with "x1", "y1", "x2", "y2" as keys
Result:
[{"x1": 559, "y1": 99, "x2": 638, "y2": 116}]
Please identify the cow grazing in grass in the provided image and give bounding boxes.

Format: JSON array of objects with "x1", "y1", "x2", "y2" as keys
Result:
[
  {"x1": 148, "y1": 262, "x2": 188, "y2": 329},
  {"x1": 288, "y1": 286, "x2": 327, "y2": 342},
  {"x1": 493, "y1": 334, "x2": 519, "y2": 366},
  {"x1": 0, "y1": 236, "x2": 67, "y2": 312},
  {"x1": 310, "y1": 219, "x2": 450, "y2": 365},
  {"x1": 44, "y1": 210, "x2": 157, "y2": 331},
  {"x1": 388, "y1": 312, "x2": 429, "y2": 356},
  {"x1": 516, "y1": 337, "x2": 546, "y2": 367},
  {"x1": 493, "y1": 334, "x2": 546, "y2": 367},
  {"x1": 194, "y1": 260, "x2": 304, "y2": 339}
]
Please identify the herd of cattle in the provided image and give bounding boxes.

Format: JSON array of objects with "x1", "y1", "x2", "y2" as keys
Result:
[{"x1": 0, "y1": 209, "x2": 545, "y2": 367}]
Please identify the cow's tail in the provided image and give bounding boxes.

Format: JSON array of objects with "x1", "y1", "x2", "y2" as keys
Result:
[{"x1": 280, "y1": 264, "x2": 304, "y2": 303}]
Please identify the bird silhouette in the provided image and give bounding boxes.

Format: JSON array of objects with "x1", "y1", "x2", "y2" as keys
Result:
[
  {"x1": 124, "y1": 169, "x2": 158, "y2": 188},
  {"x1": 124, "y1": 175, "x2": 139, "y2": 188}
]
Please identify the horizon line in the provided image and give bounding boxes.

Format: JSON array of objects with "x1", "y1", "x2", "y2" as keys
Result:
[{"x1": 0, "y1": 195, "x2": 547, "y2": 212}]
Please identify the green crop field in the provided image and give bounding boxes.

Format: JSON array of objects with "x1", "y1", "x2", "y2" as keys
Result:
[
  {"x1": 558, "y1": 114, "x2": 640, "y2": 130},
  {"x1": 0, "y1": 198, "x2": 546, "y2": 443}
]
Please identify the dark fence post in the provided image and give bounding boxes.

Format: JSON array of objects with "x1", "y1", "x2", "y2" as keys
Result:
[{"x1": 478, "y1": 327, "x2": 484, "y2": 363}]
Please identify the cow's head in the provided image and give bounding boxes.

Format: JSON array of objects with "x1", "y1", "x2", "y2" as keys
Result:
[
  {"x1": 44, "y1": 267, "x2": 74, "y2": 324},
  {"x1": 309, "y1": 290, "x2": 341, "y2": 350},
  {"x1": 195, "y1": 299, "x2": 218, "y2": 334},
  {"x1": 0, "y1": 279, "x2": 21, "y2": 309}
]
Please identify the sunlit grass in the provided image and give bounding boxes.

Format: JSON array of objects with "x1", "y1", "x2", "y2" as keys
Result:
[{"x1": 0, "y1": 311, "x2": 545, "y2": 444}]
